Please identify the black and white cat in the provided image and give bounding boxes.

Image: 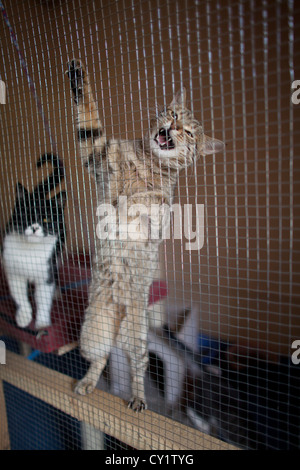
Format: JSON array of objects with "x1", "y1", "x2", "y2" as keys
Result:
[{"x1": 2, "y1": 154, "x2": 66, "y2": 329}]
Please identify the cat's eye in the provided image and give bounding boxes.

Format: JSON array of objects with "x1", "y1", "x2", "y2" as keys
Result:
[
  {"x1": 43, "y1": 218, "x2": 49, "y2": 223},
  {"x1": 185, "y1": 130, "x2": 194, "y2": 138},
  {"x1": 171, "y1": 111, "x2": 178, "y2": 120}
]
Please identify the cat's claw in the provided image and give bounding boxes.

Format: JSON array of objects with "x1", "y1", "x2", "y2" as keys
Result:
[
  {"x1": 74, "y1": 378, "x2": 96, "y2": 396},
  {"x1": 66, "y1": 58, "x2": 85, "y2": 77},
  {"x1": 128, "y1": 397, "x2": 147, "y2": 412}
]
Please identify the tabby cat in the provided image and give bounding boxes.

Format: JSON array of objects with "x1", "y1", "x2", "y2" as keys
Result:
[
  {"x1": 2, "y1": 154, "x2": 66, "y2": 329},
  {"x1": 66, "y1": 59, "x2": 224, "y2": 411}
]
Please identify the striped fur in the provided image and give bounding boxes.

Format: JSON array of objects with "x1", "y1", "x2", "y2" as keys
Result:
[{"x1": 66, "y1": 59, "x2": 224, "y2": 411}]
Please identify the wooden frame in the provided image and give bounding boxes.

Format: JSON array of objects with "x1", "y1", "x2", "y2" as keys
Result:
[
  {"x1": 0, "y1": 351, "x2": 238, "y2": 450},
  {"x1": 0, "y1": 379, "x2": 10, "y2": 450}
]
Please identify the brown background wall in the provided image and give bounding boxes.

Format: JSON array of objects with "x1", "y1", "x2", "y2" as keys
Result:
[{"x1": 0, "y1": 0, "x2": 299, "y2": 356}]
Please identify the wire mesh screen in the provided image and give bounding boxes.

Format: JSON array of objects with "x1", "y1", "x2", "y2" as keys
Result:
[{"x1": 0, "y1": 0, "x2": 299, "y2": 451}]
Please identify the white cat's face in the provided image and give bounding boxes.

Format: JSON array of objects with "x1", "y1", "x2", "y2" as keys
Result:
[
  {"x1": 24, "y1": 223, "x2": 45, "y2": 242},
  {"x1": 149, "y1": 90, "x2": 224, "y2": 168}
]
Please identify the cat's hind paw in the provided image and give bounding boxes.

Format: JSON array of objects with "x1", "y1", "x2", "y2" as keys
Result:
[
  {"x1": 128, "y1": 397, "x2": 147, "y2": 413},
  {"x1": 66, "y1": 59, "x2": 86, "y2": 103},
  {"x1": 74, "y1": 378, "x2": 96, "y2": 396}
]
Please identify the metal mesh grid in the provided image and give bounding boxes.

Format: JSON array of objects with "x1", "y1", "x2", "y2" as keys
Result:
[{"x1": 0, "y1": 0, "x2": 299, "y2": 450}]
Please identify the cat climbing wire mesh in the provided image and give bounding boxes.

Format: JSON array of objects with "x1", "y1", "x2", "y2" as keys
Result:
[{"x1": 0, "y1": 0, "x2": 299, "y2": 451}]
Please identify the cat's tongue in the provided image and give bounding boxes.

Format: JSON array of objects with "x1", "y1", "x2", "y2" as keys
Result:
[
  {"x1": 156, "y1": 128, "x2": 175, "y2": 149},
  {"x1": 158, "y1": 134, "x2": 167, "y2": 145}
]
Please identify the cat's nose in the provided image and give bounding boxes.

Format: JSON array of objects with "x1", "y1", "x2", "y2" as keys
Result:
[{"x1": 170, "y1": 120, "x2": 178, "y2": 130}]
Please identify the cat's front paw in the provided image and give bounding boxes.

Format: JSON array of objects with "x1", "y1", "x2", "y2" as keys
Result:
[
  {"x1": 16, "y1": 305, "x2": 32, "y2": 328},
  {"x1": 35, "y1": 313, "x2": 52, "y2": 331},
  {"x1": 66, "y1": 59, "x2": 86, "y2": 103},
  {"x1": 74, "y1": 378, "x2": 96, "y2": 396},
  {"x1": 128, "y1": 397, "x2": 147, "y2": 412}
]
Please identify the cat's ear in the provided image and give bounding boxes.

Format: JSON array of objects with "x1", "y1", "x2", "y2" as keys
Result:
[
  {"x1": 201, "y1": 135, "x2": 225, "y2": 156},
  {"x1": 170, "y1": 88, "x2": 186, "y2": 108}
]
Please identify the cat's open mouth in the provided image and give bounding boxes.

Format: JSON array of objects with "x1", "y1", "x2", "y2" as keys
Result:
[{"x1": 155, "y1": 128, "x2": 175, "y2": 150}]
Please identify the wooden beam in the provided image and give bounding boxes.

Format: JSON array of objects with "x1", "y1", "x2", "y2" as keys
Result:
[
  {"x1": 56, "y1": 341, "x2": 78, "y2": 356},
  {"x1": 0, "y1": 351, "x2": 238, "y2": 450},
  {"x1": 0, "y1": 380, "x2": 10, "y2": 450}
]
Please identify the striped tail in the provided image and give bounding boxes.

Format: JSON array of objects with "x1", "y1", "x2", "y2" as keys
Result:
[{"x1": 35, "y1": 153, "x2": 65, "y2": 197}]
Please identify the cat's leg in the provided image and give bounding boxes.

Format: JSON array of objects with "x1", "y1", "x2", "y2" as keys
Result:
[
  {"x1": 75, "y1": 284, "x2": 124, "y2": 396},
  {"x1": 116, "y1": 265, "x2": 151, "y2": 412},
  {"x1": 112, "y1": 241, "x2": 157, "y2": 412},
  {"x1": 34, "y1": 282, "x2": 56, "y2": 329},
  {"x1": 7, "y1": 276, "x2": 32, "y2": 328},
  {"x1": 121, "y1": 294, "x2": 149, "y2": 412},
  {"x1": 66, "y1": 59, "x2": 106, "y2": 173}
]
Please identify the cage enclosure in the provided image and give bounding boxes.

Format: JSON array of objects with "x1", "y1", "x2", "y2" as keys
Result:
[{"x1": 0, "y1": 0, "x2": 299, "y2": 451}]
